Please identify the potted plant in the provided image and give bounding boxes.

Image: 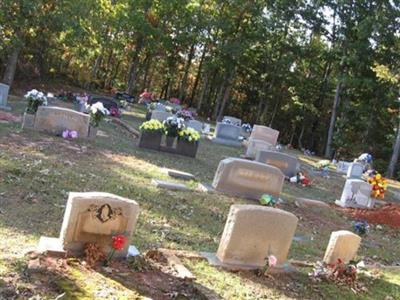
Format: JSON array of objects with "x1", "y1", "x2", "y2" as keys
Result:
[
  {"x1": 163, "y1": 116, "x2": 185, "y2": 148},
  {"x1": 22, "y1": 89, "x2": 47, "y2": 129},
  {"x1": 138, "y1": 119, "x2": 164, "y2": 150},
  {"x1": 86, "y1": 101, "x2": 109, "y2": 138},
  {"x1": 177, "y1": 127, "x2": 200, "y2": 157}
]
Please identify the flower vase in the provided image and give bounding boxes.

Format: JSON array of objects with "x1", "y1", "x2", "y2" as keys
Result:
[
  {"x1": 22, "y1": 112, "x2": 35, "y2": 129},
  {"x1": 145, "y1": 111, "x2": 152, "y2": 121},
  {"x1": 165, "y1": 136, "x2": 175, "y2": 148},
  {"x1": 88, "y1": 126, "x2": 98, "y2": 139},
  {"x1": 177, "y1": 139, "x2": 199, "y2": 157}
]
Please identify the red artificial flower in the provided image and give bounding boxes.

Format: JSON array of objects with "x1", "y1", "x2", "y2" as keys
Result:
[{"x1": 112, "y1": 235, "x2": 127, "y2": 251}]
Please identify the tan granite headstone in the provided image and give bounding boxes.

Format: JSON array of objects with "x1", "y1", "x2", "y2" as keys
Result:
[
  {"x1": 250, "y1": 125, "x2": 279, "y2": 146},
  {"x1": 323, "y1": 230, "x2": 361, "y2": 264},
  {"x1": 213, "y1": 158, "x2": 285, "y2": 199},
  {"x1": 34, "y1": 106, "x2": 90, "y2": 137},
  {"x1": 38, "y1": 192, "x2": 139, "y2": 258},
  {"x1": 216, "y1": 205, "x2": 298, "y2": 268},
  {"x1": 256, "y1": 150, "x2": 299, "y2": 177},
  {"x1": 245, "y1": 138, "x2": 274, "y2": 158}
]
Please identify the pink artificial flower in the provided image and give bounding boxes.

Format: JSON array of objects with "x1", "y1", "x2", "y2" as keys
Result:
[
  {"x1": 268, "y1": 255, "x2": 277, "y2": 267},
  {"x1": 69, "y1": 131, "x2": 78, "y2": 138},
  {"x1": 62, "y1": 130, "x2": 69, "y2": 138},
  {"x1": 170, "y1": 97, "x2": 181, "y2": 105},
  {"x1": 140, "y1": 91, "x2": 152, "y2": 99}
]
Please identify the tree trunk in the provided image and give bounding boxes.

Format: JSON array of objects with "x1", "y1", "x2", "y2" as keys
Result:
[
  {"x1": 325, "y1": 81, "x2": 343, "y2": 158},
  {"x1": 216, "y1": 70, "x2": 235, "y2": 121},
  {"x1": 269, "y1": 96, "x2": 280, "y2": 127},
  {"x1": 213, "y1": 78, "x2": 226, "y2": 120},
  {"x1": 197, "y1": 70, "x2": 209, "y2": 112},
  {"x1": 298, "y1": 122, "x2": 305, "y2": 150},
  {"x1": 127, "y1": 36, "x2": 144, "y2": 95},
  {"x1": 387, "y1": 107, "x2": 400, "y2": 178},
  {"x1": 178, "y1": 43, "x2": 196, "y2": 101},
  {"x1": 189, "y1": 45, "x2": 207, "y2": 106},
  {"x1": 2, "y1": 46, "x2": 21, "y2": 86}
]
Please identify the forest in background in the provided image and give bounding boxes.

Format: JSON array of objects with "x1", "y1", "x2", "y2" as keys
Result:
[{"x1": 1, "y1": 0, "x2": 400, "y2": 176}]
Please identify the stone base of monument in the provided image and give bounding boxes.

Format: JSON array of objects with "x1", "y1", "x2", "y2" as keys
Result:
[
  {"x1": 335, "y1": 199, "x2": 375, "y2": 209},
  {"x1": 200, "y1": 252, "x2": 295, "y2": 273},
  {"x1": 38, "y1": 236, "x2": 140, "y2": 258},
  {"x1": 212, "y1": 137, "x2": 242, "y2": 147},
  {"x1": 0, "y1": 104, "x2": 11, "y2": 111}
]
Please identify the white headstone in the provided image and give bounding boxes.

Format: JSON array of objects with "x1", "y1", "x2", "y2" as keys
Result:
[
  {"x1": 151, "y1": 111, "x2": 173, "y2": 122},
  {"x1": 245, "y1": 138, "x2": 274, "y2": 159},
  {"x1": 335, "y1": 179, "x2": 374, "y2": 208},
  {"x1": 323, "y1": 230, "x2": 361, "y2": 264},
  {"x1": 346, "y1": 162, "x2": 364, "y2": 179},
  {"x1": 336, "y1": 161, "x2": 351, "y2": 173}
]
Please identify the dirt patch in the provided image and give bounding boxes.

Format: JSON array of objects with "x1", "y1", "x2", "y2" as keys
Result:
[
  {"x1": 340, "y1": 204, "x2": 400, "y2": 228},
  {"x1": 0, "y1": 111, "x2": 20, "y2": 122}
]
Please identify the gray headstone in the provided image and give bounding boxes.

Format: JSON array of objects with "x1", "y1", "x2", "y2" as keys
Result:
[
  {"x1": 0, "y1": 83, "x2": 11, "y2": 110},
  {"x1": 151, "y1": 111, "x2": 173, "y2": 122},
  {"x1": 213, "y1": 122, "x2": 242, "y2": 147},
  {"x1": 163, "y1": 168, "x2": 195, "y2": 180},
  {"x1": 255, "y1": 150, "x2": 299, "y2": 177},
  {"x1": 186, "y1": 120, "x2": 203, "y2": 133},
  {"x1": 336, "y1": 161, "x2": 351, "y2": 173}
]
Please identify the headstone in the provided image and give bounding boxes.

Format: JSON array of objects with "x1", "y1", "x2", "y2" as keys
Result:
[
  {"x1": 336, "y1": 161, "x2": 351, "y2": 173},
  {"x1": 153, "y1": 103, "x2": 167, "y2": 111},
  {"x1": 245, "y1": 138, "x2": 274, "y2": 159},
  {"x1": 346, "y1": 162, "x2": 364, "y2": 179},
  {"x1": 323, "y1": 230, "x2": 361, "y2": 264},
  {"x1": 215, "y1": 205, "x2": 298, "y2": 268},
  {"x1": 223, "y1": 116, "x2": 242, "y2": 126},
  {"x1": 163, "y1": 168, "x2": 195, "y2": 181},
  {"x1": 255, "y1": 150, "x2": 299, "y2": 177},
  {"x1": 212, "y1": 122, "x2": 242, "y2": 147},
  {"x1": 335, "y1": 179, "x2": 373, "y2": 208},
  {"x1": 38, "y1": 192, "x2": 140, "y2": 257},
  {"x1": 250, "y1": 125, "x2": 279, "y2": 146},
  {"x1": 0, "y1": 83, "x2": 11, "y2": 110},
  {"x1": 187, "y1": 120, "x2": 203, "y2": 133},
  {"x1": 34, "y1": 106, "x2": 90, "y2": 138},
  {"x1": 151, "y1": 111, "x2": 173, "y2": 122},
  {"x1": 213, "y1": 158, "x2": 285, "y2": 199}
]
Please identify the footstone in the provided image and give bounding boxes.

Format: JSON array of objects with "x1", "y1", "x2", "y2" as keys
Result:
[
  {"x1": 34, "y1": 106, "x2": 90, "y2": 138},
  {"x1": 210, "y1": 205, "x2": 298, "y2": 269},
  {"x1": 335, "y1": 179, "x2": 373, "y2": 208},
  {"x1": 213, "y1": 158, "x2": 285, "y2": 199},
  {"x1": 152, "y1": 179, "x2": 190, "y2": 191},
  {"x1": 163, "y1": 168, "x2": 195, "y2": 180},
  {"x1": 38, "y1": 192, "x2": 140, "y2": 258},
  {"x1": 196, "y1": 183, "x2": 215, "y2": 193},
  {"x1": 250, "y1": 125, "x2": 279, "y2": 146},
  {"x1": 295, "y1": 198, "x2": 330, "y2": 209},
  {"x1": 323, "y1": 230, "x2": 361, "y2": 264},
  {"x1": 255, "y1": 150, "x2": 299, "y2": 177}
]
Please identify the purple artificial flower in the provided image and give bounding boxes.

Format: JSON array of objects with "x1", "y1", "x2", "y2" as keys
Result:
[
  {"x1": 69, "y1": 131, "x2": 78, "y2": 138},
  {"x1": 62, "y1": 130, "x2": 69, "y2": 138}
]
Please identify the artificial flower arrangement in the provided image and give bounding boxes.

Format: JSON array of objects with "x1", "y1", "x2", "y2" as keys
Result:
[
  {"x1": 86, "y1": 102, "x2": 109, "y2": 127},
  {"x1": 84, "y1": 234, "x2": 127, "y2": 267},
  {"x1": 367, "y1": 172, "x2": 387, "y2": 199},
  {"x1": 222, "y1": 118, "x2": 232, "y2": 124},
  {"x1": 163, "y1": 116, "x2": 185, "y2": 137},
  {"x1": 169, "y1": 97, "x2": 181, "y2": 105},
  {"x1": 178, "y1": 128, "x2": 200, "y2": 142},
  {"x1": 109, "y1": 107, "x2": 121, "y2": 118},
  {"x1": 25, "y1": 89, "x2": 48, "y2": 114},
  {"x1": 242, "y1": 123, "x2": 252, "y2": 133},
  {"x1": 176, "y1": 109, "x2": 193, "y2": 121},
  {"x1": 139, "y1": 119, "x2": 164, "y2": 132},
  {"x1": 62, "y1": 130, "x2": 78, "y2": 139},
  {"x1": 289, "y1": 171, "x2": 311, "y2": 187}
]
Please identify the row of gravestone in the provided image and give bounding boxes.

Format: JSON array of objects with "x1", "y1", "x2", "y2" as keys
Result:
[
  {"x1": 38, "y1": 192, "x2": 362, "y2": 269},
  {"x1": 23, "y1": 106, "x2": 94, "y2": 138}
]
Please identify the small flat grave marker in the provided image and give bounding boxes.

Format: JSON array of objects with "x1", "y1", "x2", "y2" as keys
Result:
[{"x1": 152, "y1": 179, "x2": 191, "y2": 191}]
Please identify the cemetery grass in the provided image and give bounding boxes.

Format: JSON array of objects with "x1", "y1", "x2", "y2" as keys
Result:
[{"x1": 0, "y1": 98, "x2": 400, "y2": 299}]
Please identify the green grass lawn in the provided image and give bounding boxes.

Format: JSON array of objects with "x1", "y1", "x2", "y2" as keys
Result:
[{"x1": 1, "y1": 96, "x2": 400, "y2": 299}]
